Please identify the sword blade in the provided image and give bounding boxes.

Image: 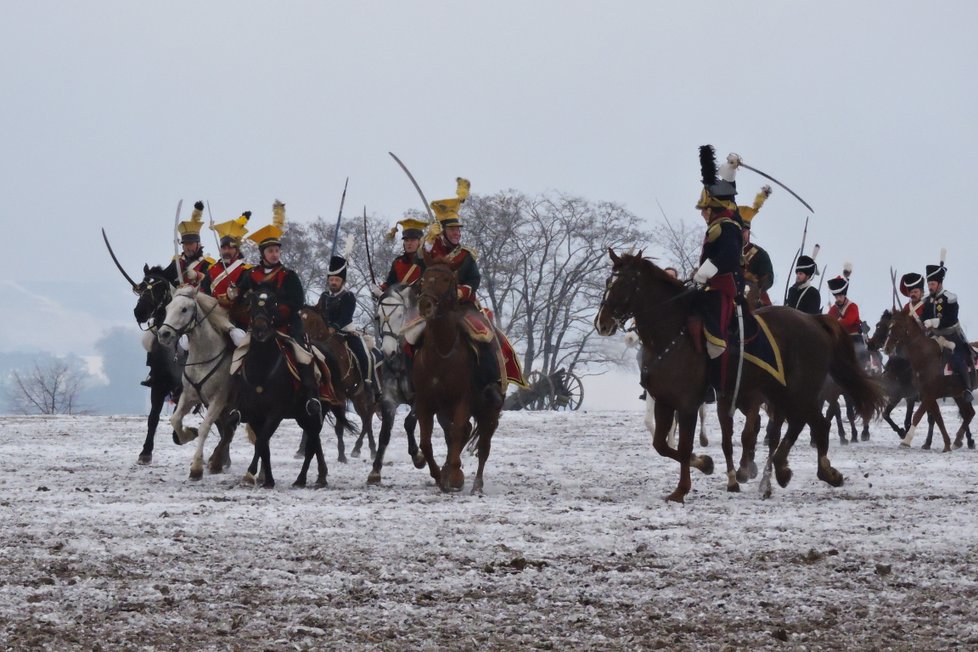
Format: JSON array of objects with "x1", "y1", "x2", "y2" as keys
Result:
[
  {"x1": 101, "y1": 228, "x2": 139, "y2": 288},
  {"x1": 739, "y1": 162, "x2": 815, "y2": 214},
  {"x1": 173, "y1": 199, "x2": 184, "y2": 285},
  {"x1": 389, "y1": 152, "x2": 436, "y2": 223},
  {"x1": 330, "y1": 177, "x2": 349, "y2": 261}
]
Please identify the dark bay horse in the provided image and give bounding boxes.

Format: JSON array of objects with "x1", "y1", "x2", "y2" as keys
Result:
[
  {"x1": 884, "y1": 309, "x2": 975, "y2": 451},
  {"x1": 132, "y1": 265, "x2": 187, "y2": 465},
  {"x1": 413, "y1": 262, "x2": 502, "y2": 493},
  {"x1": 595, "y1": 251, "x2": 885, "y2": 502},
  {"x1": 300, "y1": 308, "x2": 380, "y2": 462},
  {"x1": 232, "y1": 290, "x2": 344, "y2": 488}
]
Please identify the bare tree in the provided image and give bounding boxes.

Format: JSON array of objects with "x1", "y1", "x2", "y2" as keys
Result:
[
  {"x1": 650, "y1": 213, "x2": 702, "y2": 279},
  {"x1": 5, "y1": 359, "x2": 88, "y2": 415}
]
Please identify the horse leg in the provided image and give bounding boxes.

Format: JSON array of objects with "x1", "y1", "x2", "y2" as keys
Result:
[
  {"x1": 334, "y1": 412, "x2": 348, "y2": 463},
  {"x1": 736, "y1": 405, "x2": 760, "y2": 484},
  {"x1": 351, "y1": 394, "x2": 368, "y2": 458},
  {"x1": 169, "y1": 392, "x2": 197, "y2": 446},
  {"x1": 294, "y1": 412, "x2": 328, "y2": 488},
  {"x1": 845, "y1": 396, "x2": 859, "y2": 443},
  {"x1": 207, "y1": 412, "x2": 236, "y2": 474},
  {"x1": 900, "y1": 400, "x2": 932, "y2": 447},
  {"x1": 441, "y1": 402, "x2": 470, "y2": 492},
  {"x1": 922, "y1": 412, "x2": 935, "y2": 450},
  {"x1": 257, "y1": 417, "x2": 281, "y2": 489},
  {"x1": 416, "y1": 407, "x2": 440, "y2": 485},
  {"x1": 759, "y1": 412, "x2": 784, "y2": 499},
  {"x1": 810, "y1": 408, "x2": 844, "y2": 488},
  {"x1": 698, "y1": 403, "x2": 709, "y2": 447},
  {"x1": 904, "y1": 398, "x2": 915, "y2": 433},
  {"x1": 368, "y1": 400, "x2": 397, "y2": 485},
  {"x1": 471, "y1": 409, "x2": 500, "y2": 495},
  {"x1": 404, "y1": 409, "x2": 425, "y2": 468},
  {"x1": 716, "y1": 397, "x2": 738, "y2": 492},
  {"x1": 952, "y1": 400, "x2": 974, "y2": 450},
  {"x1": 665, "y1": 410, "x2": 698, "y2": 504},
  {"x1": 188, "y1": 401, "x2": 223, "y2": 481},
  {"x1": 139, "y1": 386, "x2": 166, "y2": 464},
  {"x1": 881, "y1": 397, "x2": 906, "y2": 438},
  {"x1": 826, "y1": 399, "x2": 846, "y2": 446}
]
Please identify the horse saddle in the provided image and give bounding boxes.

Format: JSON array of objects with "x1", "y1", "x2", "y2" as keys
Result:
[{"x1": 231, "y1": 333, "x2": 341, "y2": 405}]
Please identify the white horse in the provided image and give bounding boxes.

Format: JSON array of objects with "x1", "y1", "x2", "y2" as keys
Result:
[
  {"x1": 367, "y1": 283, "x2": 426, "y2": 484},
  {"x1": 157, "y1": 286, "x2": 236, "y2": 480}
]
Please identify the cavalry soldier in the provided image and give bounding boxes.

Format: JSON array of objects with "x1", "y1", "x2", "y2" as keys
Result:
[
  {"x1": 827, "y1": 265, "x2": 868, "y2": 365},
  {"x1": 900, "y1": 272, "x2": 926, "y2": 319},
  {"x1": 739, "y1": 186, "x2": 775, "y2": 306},
  {"x1": 202, "y1": 211, "x2": 252, "y2": 328},
  {"x1": 233, "y1": 200, "x2": 322, "y2": 417},
  {"x1": 691, "y1": 146, "x2": 744, "y2": 392},
  {"x1": 316, "y1": 249, "x2": 379, "y2": 399},
  {"x1": 372, "y1": 217, "x2": 427, "y2": 296},
  {"x1": 162, "y1": 201, "x2": 214, "y2": 287},
  {"x1": 921, "y1": 256, "x2": 973, "y2": 402},
  {"x1": 785, "y1": 251, "x2": 822, "y2": 314}
]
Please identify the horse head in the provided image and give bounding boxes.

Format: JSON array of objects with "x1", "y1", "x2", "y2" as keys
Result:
[
  {"x1": 157, "y1": 285, "x2": 199, "y2": 347},
  {"x1": 594, "y1": 248, "x2": 680, "y2": 336},
  {"x1": 247, "y1": 289, "x2": 280, "y2": 343},
  {"x1": 418, "y1": 263, "x2": 457, "y2": 321},
  {"x1": 134, "y1": 264, "x2": 174, "y2": 324},
  {"x1": 867, "y1": 309, "x2": 893, "y2": 351},
  {"x1": 375, "y1": 283, "x2": 418, "y2": 357},
  {"x1": 883, "y1": 309, "x2": 918, "y2": 356}
]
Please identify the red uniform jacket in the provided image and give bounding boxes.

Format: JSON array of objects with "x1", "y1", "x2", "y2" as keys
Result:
[
  {"x1": 205, "y1": 257, "x2": 252, "y2": 308},
  {"x1": 902, "y1": 300, "x2": 925, "y2": 319},
  {"x1": 829, "y1": 300, "x2": 861, "y2": 335},
  {"x1": 427, "y1": 237, "x2": 479, "y2": 303}
]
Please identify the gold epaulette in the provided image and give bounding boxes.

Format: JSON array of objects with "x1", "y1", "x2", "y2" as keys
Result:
[{"x1": 204, "y1": 256, "x2": 216, "y2": 265}]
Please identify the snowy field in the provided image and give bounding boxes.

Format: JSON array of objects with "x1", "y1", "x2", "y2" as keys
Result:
[{"x1": 1, "y1": 407, "x2": 977, "y2": 651}]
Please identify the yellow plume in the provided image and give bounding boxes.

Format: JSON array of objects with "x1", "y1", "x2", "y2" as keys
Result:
[
  {"x1": 456, "y1": 177, "x2": 471, "y2": 202},
  {"x1": 386, "y1": 226, "x2": 399, "y2": 241},
  {"x1": 272, "y1": 200, "x2": 286, "y2": 228},
  {"x1": 190, "y1": 200, "x2": 204, "y2": 224}
]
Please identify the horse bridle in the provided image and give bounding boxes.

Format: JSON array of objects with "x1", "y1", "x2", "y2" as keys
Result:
[
  {"x1": 597, "y1": 267, "x2": 698, "y2": 332},
  {"x1": 159, "y1": 292, "x2": 220, "y2": 341},
  {"x1": 376, "y1": 290, "x2": 410, "y2": 346},
  {"x1": 135, "y1": 276, "x2": 173, "y2": 332}
]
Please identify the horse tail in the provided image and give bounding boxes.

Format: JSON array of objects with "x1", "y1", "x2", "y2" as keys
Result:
[{"x1": 817, "y1": 315, "x2": 886, "y2": 420}]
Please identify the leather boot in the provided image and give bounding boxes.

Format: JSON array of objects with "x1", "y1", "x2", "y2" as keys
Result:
[
  {"x1": 299, "y1": 362, "x2": 322, "y2": 419},
  {"x1": 958, "y1": 366, "x2": 973, "y2": 403}
]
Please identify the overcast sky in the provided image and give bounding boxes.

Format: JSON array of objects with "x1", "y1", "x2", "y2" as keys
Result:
[{"x1": 2, "y1": 1, "x2": 976, "y2": 407}]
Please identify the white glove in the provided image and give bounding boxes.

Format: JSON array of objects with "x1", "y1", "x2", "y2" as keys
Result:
[
  {"x1": 229, "y1": 327, "x2": 247, "y2": 346},
  {"x1": 923, "y1": 318, "x2": 940, "y2": 329},
  {"x1": 692, "y1": 259, "x2": 719, "y2": 284},
  {"x1": 726, "y1": 153, "x2": 742, "y2": 167},
  {"x1": 178, "y1": 334, "x2": 189, "y2": 351},
  {"x1": 370, "y1": 284, "x2": 384, "y2": 298},
  {"x1": 226, "y1": 286, "x2": 239, "y2": 301},
  {"x1": 623, "y1": 332, "x2": 641, "y2": 349}
]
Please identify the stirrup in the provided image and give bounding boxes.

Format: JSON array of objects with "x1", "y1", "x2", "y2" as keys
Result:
[{"x1": 140, "y1": 376, "x2": 153, "y2": 387}]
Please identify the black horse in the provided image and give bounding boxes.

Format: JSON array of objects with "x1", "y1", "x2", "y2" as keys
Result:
[
  {"x1": 132, "y1": 265, "x2": 185, "y2": 465},
  {"x1": 233, "y1": 290, "x2": 352, "y2": 488}
]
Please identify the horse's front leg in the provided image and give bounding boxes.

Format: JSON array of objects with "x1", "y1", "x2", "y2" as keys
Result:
[
  {"x1": 881, "y1": 397, "x2": 905, "y2": 438},
  {"x1": 415, "y1": 406, "x2": 440, "y2": 486},
  {"x1": 649, "y1": 399, "x2": 679, "y2": 460},
  {"x1": 666, "y1": 412, "x2": 698, "y2": 504},
  {"x1": 716, "y1": 397, "x2": 737, "y2": 492},
  {"x1": 368, "y1": 399, "x2": 398, "y2": 485},
  {"x1": 698, "y1": 403, "x2": 709, "y2": 447},
  {"x1": 901, "y1": 399, "x2": 934, "y2": 447},
  {"x1": 169, "y1": 390, "x2": 197, "y2": 446},
  {"x1": 189, "y1": 400, "x2": 224, "y2": 480},
  {"x1": 441, "y1": 402, "x2": 469, "y2": 492},
  {"x1": 140, "y1": 386, "x2": 168, "y2": 464},
  {"x1": 952, "y1": 400, "x2": 974, "y2": 449},
  {"x1": 736, "y1": 404, "x2": 761, "y2": 485}
]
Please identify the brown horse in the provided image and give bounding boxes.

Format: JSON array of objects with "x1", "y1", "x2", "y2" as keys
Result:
[
  {"x1": 413, "y1": 262, "x2": 501, "y2": 493},
  {"x1": 299, "y1": 308, "x2": 379, "y2": 462},
  {"x1": 595, "y1": 250, "x2": 885, "y2": 502},
  {"x1": 883, "y1": 309, "x2": 975, "y2": 451}
]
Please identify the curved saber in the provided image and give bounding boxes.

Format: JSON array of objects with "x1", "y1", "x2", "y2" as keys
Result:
[
  {"x1": 739, "y1": 162, "x2": 815, "y2": 214},
  {"x1": 388, "y1": 151, "x2": 436, "y2": 223},
  {"x1": 101, "y1": 228, "x2": 139, "y2": 288}
]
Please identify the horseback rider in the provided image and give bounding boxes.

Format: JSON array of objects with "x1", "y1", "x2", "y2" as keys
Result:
[
  {"x1": 785, "y1": 252, "x2": 822, "y2": 315},
  {"x1": 232, "y1": 200, "x2": 322, "y2": 418},
  {"x1": 692, "y1": 146, "x2": 744, "y2": 393},
  {"x1": 372, "y1": 217, "x2": 427, "y2": 296},
  {"x1": 900, "y1": 272, "x2": 926, "y2": 319},
  {"x1": 422, "y1": 177, "x2": 505, "y2": 404},
  {"x1": 162, "y1": 201, "x2": 214, "y2": 287},
  {"x1": 739, "y1": 186, "x2": 774, "y2": 307},
  {"x1": 921, "y1": 257, "x2": 973, "y2": 402},
  {"x1": 827, "y1": 266, "x2": 869, "y2": 366},
  {"x1": 316, "y1": 251, "x2": 380, "y2": 400},
  {"x1": 202, "y1": 211, "x2": 253, "y2": 332}
]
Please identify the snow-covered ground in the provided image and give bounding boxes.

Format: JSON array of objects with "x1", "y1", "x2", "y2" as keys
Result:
[{"x1": 1, "y1": 407, "x2": 977, "y2": 650}]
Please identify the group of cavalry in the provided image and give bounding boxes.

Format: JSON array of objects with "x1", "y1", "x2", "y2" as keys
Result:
[{"x1": 109, "y1": 148, "x2": 973, "y2": 502}]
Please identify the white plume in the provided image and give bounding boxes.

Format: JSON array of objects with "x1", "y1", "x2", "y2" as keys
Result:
[
  {"x1": 811, "y1": 244, "x2": 820, "y2": 260},
  {"x1": 342, "y1": 233, "x2": 355, "y2": 259},
  {"x1": 940, "y1": 247, "x2": 947, "y2": 264},
  {"x1": 843, "y1": 261, "x2": 853, "y2": 277}
]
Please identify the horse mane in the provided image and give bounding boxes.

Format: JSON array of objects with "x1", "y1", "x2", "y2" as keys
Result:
[
  {"x1": 145, "y1": 265, "x2": 168, "y2": 279},
  {"x1": 618, "y1": 252, "x2": 685, "y2": 291},
  {"x1": 173, "y1": 286, "x2": 233, "y2": 332}
]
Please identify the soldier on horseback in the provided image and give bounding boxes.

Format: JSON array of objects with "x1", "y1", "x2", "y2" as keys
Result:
[
  {"x1": 900, "y1": 272, "x2": 926, "y2": 318},
  {"x1": 373, "y1": 217, "x2": 427, "y2": 296},
  {"x1": 827, "y1": 266, "x2": 869, "y2": 365},
  {"x1": 233, "y1": 200, "x2": 322, "y2": 418},
  {"x1": 692, "y1": 146, "x2": 744, "y2": 393},
  {"x1": 162, "y1": 201, "x2": 214, "y2": 287},
  {"x1": 785, "y1": 252, "x2": 822, "y2": 314},
  {"x1": 202, "y1": 211, "x2": 252, "y2": 335},
  {"x1": 739, "y1": 186, "x2": 775, "y2": 307},
  {"x1": 921, "y1": 257, "x2": 973, "y2": 402},
  {"x1": 316, "y1": 251, "x2": 380, "y2": 400}
]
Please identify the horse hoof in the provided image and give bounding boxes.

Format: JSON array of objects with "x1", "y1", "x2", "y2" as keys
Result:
[
  {"x1": 137, "y1": 454, "x2": 152, "y2": 465},
  {"x1": 861, "y1": 433, "x2": 870, "y2": 442},
  {"x1": 899, "y1": 441, "x2": 912, "y2": 449},
  {"x1": 366, "y1": 471, "x2": 381, "y2": 485},
  {"x1": 292, "y1": 478, "x2": 307, "y2": 488},
  {"x1": 171, "y1": 430, "x2": 181, "y2": 446},
  {"x1": 189, "y1": 468, "x2": 203, "y2": 481},
  {"x1": 970, "y1": 440, "x2": 976, "y2": 450},
  {"x1": 351, "y1": 448, "x2": 361, "y2": 459},
  {"x1": 953, "y1": 439, "x2": 964, "y2": 450},
  {"x1": 183, "y1": 427, "x2": 199, "y2": 444},
  {"x1": 293, "y1": 450, "x2": 304, "y2": 460},
  {"x1": 818, "y1": 467, "x2": 845, "y2": 487},
  {"x1": 470, "y1": 479, "x2": 484, "y2": 495},
  {"x1": 839, "y1": 438, "x2": 849, "y2": 446},
  {"x1": 697, "y1": 455, "x2": 714, "y2": 476},
  {"x1": 942, "y1": 446, "x2": 952, "y2": 453},
  {"x1": 315, "y1": 477, "x2": 327, "y2": 489},
  {"x1": 736, "y1": 467, "x2": 752, "y2": 484},
  {"x1": 412, "y1": 453, "x2": 427, "y2": 469},
  {"x1": 748, "y1": 461, "x2": 758, "y2": 479},
  {"x1": 262, "y1": 481, "x2": 275, "y2": 489},
  {"x1": 775, "y1": 466, "x2": 792, "y2": 488},
  {"x1": 664, "y1": 490, "x2": 685, "y2": 504},
  {"x1": 337, "y1": 455, "x2": 348, "y2": 464},
  {"x1": 727, "y1": 482, "x2": 741, "y2": 493},
  {"x1": 242, "y1": 472, "x2": 256, "y2": 486}
]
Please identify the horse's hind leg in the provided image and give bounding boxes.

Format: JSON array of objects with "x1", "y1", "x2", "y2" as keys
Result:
[
  {"x1": 737, "y1": 404, "x2": 761, "y2": 484},
  {"x1": 334, "y1": 414, "x2": 348, "y2": 463},
  {"x1": 952, "y1": 400, "x2": 974, "y2": 450},
  {"x1": 881, "y1": 397, "x2": 906, "y2": 438},
  {"x1": 405, "y1": 409, "x2": 425, "y2": 468},
  {"x1": 922, "y1": 412, "x2": 935, "y2": 450},
  {"x1": 471, "y1": 410, "x2": 500, "y2": 495},
  {"x1": 759, "y1": 412, "x2": 784, "y2": 499},
  {"x1": 716, "y1": 397, "x2": 738, "y2": 492},
  {"x1": 207, "y1": 412, "x2": 236, "y2": 474},
  {"x1": 368, "y1": 400, "x2": 398, "y2": 485},
  {"x1": 845, "y1": 396, "x2": 859, "y2": 443},
  {"x1": 698, "y1": 404, "x2": 709, "y2": 447}
]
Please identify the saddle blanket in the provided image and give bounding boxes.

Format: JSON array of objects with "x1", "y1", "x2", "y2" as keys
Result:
[
  {"x1": 231, "y1": 333, "x2": 341, "y2": 405},
  {"x1": 741, "y1": 312, "x2": 786, "y2": 387}
]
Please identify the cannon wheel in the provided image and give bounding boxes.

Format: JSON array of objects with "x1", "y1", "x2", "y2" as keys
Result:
[
  {"x1": 553, "y1": 372, "x2": 584, "y2": 411},
  {"x1": 526, "y1": 370, "x2": 553, "y2": 410}
]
